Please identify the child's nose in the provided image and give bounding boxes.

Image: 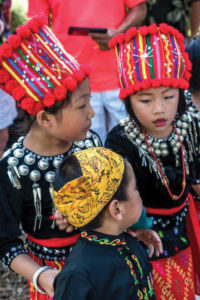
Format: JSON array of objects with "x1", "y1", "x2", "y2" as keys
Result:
[
  {"x1": 153, "y1": 99, "x2": 165, "y2": 113},
  {"x1": 88, "y1": 104, "x2": 95, "y2": 119}
]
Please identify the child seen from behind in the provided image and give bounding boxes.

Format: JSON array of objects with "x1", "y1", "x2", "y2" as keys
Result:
[{"x1": 53, "y1": 147, "x2": 155, "y2": 300}]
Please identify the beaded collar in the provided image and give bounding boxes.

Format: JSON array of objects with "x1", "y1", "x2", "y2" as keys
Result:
[
  {"x1": 2, "y1": 131, "x2": 101, "y2": 231},
  {"x1": 120, "y1": 112, "x2": 200, "y2": 187}
]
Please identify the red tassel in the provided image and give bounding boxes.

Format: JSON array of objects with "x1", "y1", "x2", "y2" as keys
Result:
[
  {"x1": 7, "y1": 35, "x2": 21, "y2": 49},
  {"x1": 12, "y1": 86, "x2": 26, "y2": 101},
  {"x1": 32, "y1": 102, "x2": 44, "y2": 115},
  {"x1": 139, "y1": 26, "x2": 148, "y2": 36},
  {"x1": 63, "y1": 77, "x2": 77, "y2": 92},
  {"x1": 16, "y1": 25, "x2": 32, "y2": 39},
  {"x1": 54, "y1": 86, "x2": 67, "y2": 101},
  {"x1": 27, "y1": 19, "x2": 40, "y2": 34},
  {"x1": 151, "y1": 79, "x2": 161, "y2": 88},
  {"x1": 109, "y1": 33, "x2": 124, "y2": 48},
  {"x1": 0, "y1": 43, "x2": 13, "y2": 58},
  {"x1": 125, "y1": 27, "x2": 138, "y2": 42},
  {"x1": 148, "y1": 24, "x2": 158, "y2": 35},
  {"x1": 0, "y1": 69, "x2": 10, "y2": 83},
  {"x1": 73, "y1": 70, "x2": 85, "y2": 83},
  {"x1": 43, "y1": 93, "x2": 56, "y2": 107},
  {"x1": 21, "y1": 97, "x2": 35, "y2": 114},
  {"x1": 5, "y1": 80, "x2": 18, "y2": 92}
]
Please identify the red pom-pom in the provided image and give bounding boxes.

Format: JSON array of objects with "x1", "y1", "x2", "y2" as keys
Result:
[
  {"x1": 119, "y1": 89, "x2": 126, "y2": 99},
  {"x1": 171, "y1": 79, "x2": 179, "y2": 89},
  {"x1": 148, "y1": 24, "x2": 158, "y2": 35},
  {"x1": 151, "y1": 79, "x2": 161, "y2": 88},
  {"x1": 37, "y1": 15, "x2": 48, "y2": 27},
  {"x1": 159, "y1": 23, "x2": 171, "y2": 35},
  {"x1": 0, "y1": 69, "x2": 10, "y2": 83},
  {"x1": 43, "y1": 93, "x2": 56, "y2": 107},
  {"x1": 12, "y1": 86, "x2": 26, "y2": 101},
  {"x1": 32, "y1": 102, "x2": 44, "y2": 115},
  {"x1": 162, "y1": 78, "x2": 172, "y2": 87},
  {"x1": 109, "y1": 33, "x2": 124, "y2": 48},
  {"x1": 27, "y1": 19, "x2": 40, "y2": 33},
  {"x1": 125, "y1": 27, "x2": 138, "y2": 42},
  {"x1": 16, "y1": 25, "x2": 32, "y2": 39},
  {"x1": 133, "y1": 81, "x2": 142, "y2": 92},
  {"x1": 139, "y1": 26, "x2": 148, "y2": 36},
  {"x1": 0, "y1": 43, "x2": 13, "y2": 58},
  {"x1": 21, "y1": 97, "x2": 35, "y2": 114},
  {"x1": 5, "y1": 80, "x2": 18, "y2": 92},
  {"x1": 54, "y1": 86, "x2": 67, "y2": 101},
  {"x1": 63, "y1": 77, "x2": 77, "y2": 91},
  {"x1": 184, "y1": 71, "x2": 191, "y2": 81},
  {"x1": 73, "y1": 70, "x2": 85, "y2": 83},
  {"x1": 7, "y1": 35, "x2": 21, "y2": 49}
]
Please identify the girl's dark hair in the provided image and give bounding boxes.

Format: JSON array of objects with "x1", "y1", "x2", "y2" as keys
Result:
[
  {"x1": 54, "y1": 155, "x2": 129, "y2": 231},
  {"x1": 186, "y1": 36, "x2": 200, "y2": 92},
  {"x1": 12, "y1": 91, "x2": 72, "y2": 138},
  {"x1": 124, "y1": 88, "x2": 186, "y2": 123}
]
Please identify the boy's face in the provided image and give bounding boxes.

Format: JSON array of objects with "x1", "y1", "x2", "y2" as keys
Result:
[
  {"x1": 129, "y1": 86, "x2": 179, "y2": 139},
  {"x1": 120, "y1": 162, "x2": 142, "y2": 230},
  {"x1": 48, "y1": 78, "x2": 94, "y2": 142}
]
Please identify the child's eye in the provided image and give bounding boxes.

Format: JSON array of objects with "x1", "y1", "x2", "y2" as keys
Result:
[
  {"x1": 139, "y1": 99, "x2": 151, "y2": 104},
  {"x1": 164, "y1": 95, "x2": 174, "y2": 100},
  {"x1": 78, "y1": 104, "x2": 86, "y2": 109}
]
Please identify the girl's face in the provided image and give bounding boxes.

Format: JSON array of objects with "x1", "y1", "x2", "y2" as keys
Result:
[
  {"x1": 129, "y1": 87, "x2": 179, "y2": 138},
  {"x1": 49, "y1": 78, "x2": 94, "y2": 142}
]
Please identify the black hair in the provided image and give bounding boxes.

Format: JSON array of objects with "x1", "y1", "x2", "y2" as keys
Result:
[
  {"x1": 54, "y1": 154, "x2": 129, "y2": 231},
  {"x1": 124, "y1": 88, "x2": 186, "y2": 124},
  {"x1": 186, "y1": 35, "x2": 200, "y2": 92},
  {"x1": 11, "y1": 91, "x2": 72, "y2": 138}
]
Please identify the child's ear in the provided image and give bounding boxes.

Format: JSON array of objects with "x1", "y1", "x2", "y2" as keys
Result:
[
  {"x1": 36, "y1": 110, "x2": 53, "y2": 128},
  {"x1": 108, "y1": 199, "x2": 123, "y2": 221}
]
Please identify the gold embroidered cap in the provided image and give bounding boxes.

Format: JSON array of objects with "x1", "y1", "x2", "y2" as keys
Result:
[{"x1": 53, "y1": 147, "x2": 124, "y2": 227}]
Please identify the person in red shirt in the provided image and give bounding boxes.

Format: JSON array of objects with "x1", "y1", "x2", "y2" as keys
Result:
[{"x1": 28, "y1": 0, "x2": 147, "y2": 143}]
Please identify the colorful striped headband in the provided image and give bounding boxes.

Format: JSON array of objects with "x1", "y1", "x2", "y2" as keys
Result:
[
  {"x1": 0, "y1": 16, "x2": 90, "y2": 115},
  {"x1": 109, "y1": 23, "x2": 192, "y2": 99}
]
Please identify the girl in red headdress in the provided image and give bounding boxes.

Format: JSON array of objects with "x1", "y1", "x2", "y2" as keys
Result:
[
  {"x1": 106, "y1": 23, "x2": 200, "y2": 299},
  {"x1": 0, "y1": 16, "x2": 102, "y2": 299}
]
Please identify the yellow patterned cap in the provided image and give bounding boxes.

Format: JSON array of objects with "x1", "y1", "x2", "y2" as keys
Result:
[{"x1": 53, "y1": 147, "x2": 124, "y2": 227}]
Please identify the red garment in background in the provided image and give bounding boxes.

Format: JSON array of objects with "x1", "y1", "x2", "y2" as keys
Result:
[{"x1": 28, "y1": 0, "x2": 146, "y2": 92}]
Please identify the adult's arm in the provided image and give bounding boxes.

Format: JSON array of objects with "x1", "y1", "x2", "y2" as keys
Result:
[{"x1": 90, "y1": 1, "x2": 147, "y2": 49}]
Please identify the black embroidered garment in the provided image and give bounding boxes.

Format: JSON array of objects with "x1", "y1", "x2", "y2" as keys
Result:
[
  {"x1": 0, "y1": 130, "x2": 102, "y2": 268},
  {"x1": 53, "y1": 231, "x2": 155, "y2": 300},
  {"x1": 106, "y1": 112, "x2": 200, "y2": 260}
]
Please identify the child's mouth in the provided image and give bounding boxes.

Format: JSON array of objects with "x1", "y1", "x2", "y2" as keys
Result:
[{"x1": 153, "y1": 118, "x2": 167, "y2": 127}]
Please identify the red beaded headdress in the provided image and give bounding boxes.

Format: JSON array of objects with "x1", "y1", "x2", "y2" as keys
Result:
[
  {"x1": 0, "y1": 16, "x2": 90, "y2": 115},
  {"x1": 109, "y1": 24, "x2": 192, "y2": 99}
]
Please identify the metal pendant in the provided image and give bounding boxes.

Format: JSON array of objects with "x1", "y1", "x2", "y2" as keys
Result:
[
  {"x1": 13, "y1": 148, "x2": 24, "y2": 158},
  {"x1": 38, "y1": 158, "x2": 49, "y2": 170},
  {"x1": 24, "y1": 153, "x2": 35, "y2": 165},
  {"x1": 53, "y1": 157, "x2": 63, "y2": 168},
  {"x1": 45, "y1": 171, "x2": 55, "y2": 183},
  {"x1": 30, "y1": 170, "x2": 41, "y2": 182},
  {"x1": 18, "y1": 164, "x2": 29, "y2": 176}
]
